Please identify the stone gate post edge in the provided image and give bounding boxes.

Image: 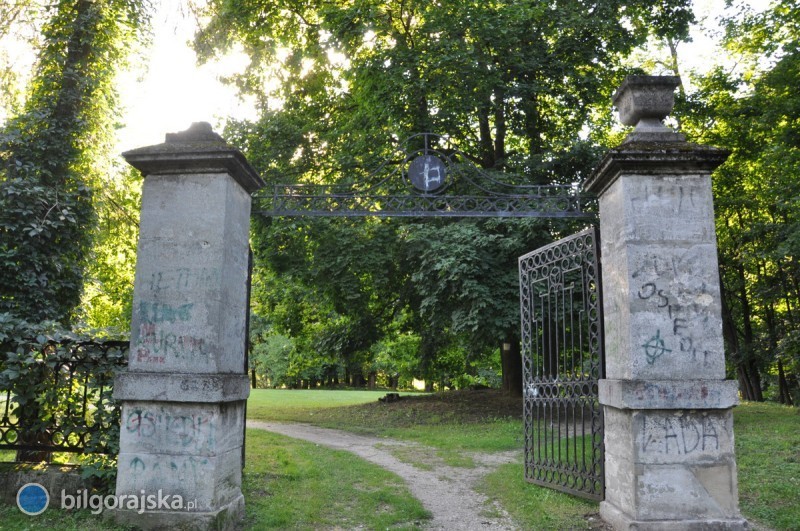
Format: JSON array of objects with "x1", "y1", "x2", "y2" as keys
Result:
[
  {"x1": 111, "y1": 122, "x2": 264, "y2": 530},
  {"x1": 583, "y1": 76, "x2": 748, "y2": 530}
]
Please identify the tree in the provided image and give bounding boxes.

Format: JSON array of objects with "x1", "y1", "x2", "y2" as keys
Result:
[
  {"x1": 78, "y1": 166, "x2": 142, "y2": 331},
  {"x1": 679, "y1": 0, "x2": 800, "y2": 403},
  {"x1": 196, "y1": 0, "x2": 694, "y2": 393},
  {"x1": 0, "y1": 0, "x2": 150, "y2": 325},
  {"x1": 0, "y1": 0, "x2": 150, "y2": 464}
]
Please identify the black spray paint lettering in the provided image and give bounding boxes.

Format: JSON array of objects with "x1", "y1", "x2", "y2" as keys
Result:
[
  {"x1": 638, "y1": 283, "x2": 669, "y2": 307},
  {"x1": 637, "y1": 281, "x2": 713, "y2": 364}
]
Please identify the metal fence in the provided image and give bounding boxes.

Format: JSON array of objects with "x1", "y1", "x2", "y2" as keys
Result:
[{"x1": 0, "y1": 340, "x2": 128, "y2": 458}]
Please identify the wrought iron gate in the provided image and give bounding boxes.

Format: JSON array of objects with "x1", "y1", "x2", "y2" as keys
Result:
[{"x1": 518, "y1": 227, "x2": 605, "y2": 500}]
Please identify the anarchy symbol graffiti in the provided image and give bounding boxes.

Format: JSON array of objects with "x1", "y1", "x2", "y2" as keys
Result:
[{"x1": 642, "y1": 329, "x2": 672, "y2": 365}]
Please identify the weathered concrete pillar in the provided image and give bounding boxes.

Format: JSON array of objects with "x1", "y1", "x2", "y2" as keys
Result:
[
  {"x1": 112, "y1": 122, "x2": 264, "y2": 529},
  {"x1": 584, "y1": 77, "x2": 748, "y2": 530}
]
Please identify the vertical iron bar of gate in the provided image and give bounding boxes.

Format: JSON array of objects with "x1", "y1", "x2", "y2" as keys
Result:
[
  {"x1": 519, "y1": 226, "x2": 605, "y2": 501},
  {"x1": 243, "y1": 247, "x2": 254, "y2": 469}
]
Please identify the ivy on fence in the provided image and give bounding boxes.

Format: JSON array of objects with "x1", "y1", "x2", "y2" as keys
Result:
[{"x1": 0, "y1": 313, "x2": 128, "y2": 488}]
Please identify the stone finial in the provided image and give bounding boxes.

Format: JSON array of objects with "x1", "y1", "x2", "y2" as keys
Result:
[
  {"x1": 165, "y1": 121, "x2": 225, "y2": 144},
  {"x1": 613, "y1": 76, "x2": 685, "y2": 143}
]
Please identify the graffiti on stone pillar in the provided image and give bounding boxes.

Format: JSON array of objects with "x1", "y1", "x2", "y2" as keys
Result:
[
  {"x1": 641, "y1": 413, "x2": 721, "y2": 456},
  {"x1": 634, "y1": 255, "x2": 716, "y2": 365}
]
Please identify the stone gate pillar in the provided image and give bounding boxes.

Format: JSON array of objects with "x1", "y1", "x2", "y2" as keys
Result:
[
  {"x1": 112, "y1": 122, "x2": 264, "y2": 529},
  {"x1": 584, "y1": 77, "x2": 748, "y2": 529}
]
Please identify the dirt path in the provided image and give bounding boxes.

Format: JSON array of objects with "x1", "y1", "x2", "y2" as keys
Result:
[{"x1": 247, "y1": 420, "x2": 521, "y2": 530}]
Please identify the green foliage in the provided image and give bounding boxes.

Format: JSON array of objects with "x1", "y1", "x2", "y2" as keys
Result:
[
  {"x1": 0, "y1": 0, "x2": 150, "y2": 325},
  {"x1": 0, "y1": 172, "x2": 90, "y2": 322},
  {"x1": 196, "y1": 0, "x2": 692, "y2": 173},
  {"x1": 251, "y1": 328, "x2": 295, "y2": 388},
  {"x1": 370, "y1": 331, "x2": 422, "y2": 388},
  {"x1": 0, "y1": 313, "x2": 126, "y2": 490},
  {"x1": 198, "y1": 0, "x2": 693, "y2": 389},
  {"x1": 677, "y1": 0, "x2": 800, "y2": 403},
  {"x1": 79, "y1": 166, "x2": 142, "y2": 332}
]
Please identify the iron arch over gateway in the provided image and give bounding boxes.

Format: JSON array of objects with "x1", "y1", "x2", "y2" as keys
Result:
[{"x1": 253, "y1": 132, "x2": 598, "y2": 219}]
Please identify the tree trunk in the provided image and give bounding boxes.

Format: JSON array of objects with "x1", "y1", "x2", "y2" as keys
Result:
[
  {"x1": 42, "y1": 0, "x2": 97, "y2": 186},
  {"x1": 501, "y1": 339, "x2": 523, "y2": 397},
  {"x1": 746, "y1": 360, "x2": 763, "y2": 401},
  {"x1": 736, "y1": 263, "x2": 763, "y2": 401},
  {"x1": 736, "y1": 365, "x2": 754, "y2": 401},
  {"x1": 666, "y1": 36, "x2": 684, "y2": 130},
  {"x1": 478, "y1": 94, "x2": 494, "y2": 168},
  {"x1": 777, "y1": 358, "x2": 794, "y2": 405},
  {"x1": 493, "y1": 86, "x2": 506, "y2": 168},
  {"x1": 720, "y1": 274, "x2": 752, "y2": 398}
]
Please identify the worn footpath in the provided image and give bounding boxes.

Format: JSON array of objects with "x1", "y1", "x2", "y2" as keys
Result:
[{"x1": 247, "y1": 421, "x2": 520, "y2": 530}]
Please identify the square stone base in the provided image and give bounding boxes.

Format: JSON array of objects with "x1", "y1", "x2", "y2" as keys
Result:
[
  {"x1": 603, "y1": 406, "x2": 746, "y2": 526},
  {"x1": 601, "y1": 500, "x2": 749, "y2": 531},
  {"x1": 116, "y1": 400, "x2": 245, "y2": 520},
  {"x1": 111, "y1": 492, "x2": 244, "y2": 530}
]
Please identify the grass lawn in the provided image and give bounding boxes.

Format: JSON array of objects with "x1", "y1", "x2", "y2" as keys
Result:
[
  {"x1": 241, "y1": 428, "x2": 429, "y2": 529},
  {"x1": 733, "y1": 401, "x2": 800, "y2": 530},
  {"x1": 247, "y1": 388, "x2": 600, "y2": 529},
  {"x1": 1, "y1": 389, "x2": 797, "y2": 529},
  {"x1": 245, "y1": 388, "x2": 423, "y2": 422},
  {"x1": 0, "y1": 424, "x2": 430, "y2": 530},
  {"x1": 246, "y1": 388, "x2": 800, "y2": 530},
  {"x1": 0, "y1": 505, "x2": 133, "y2": 531}
]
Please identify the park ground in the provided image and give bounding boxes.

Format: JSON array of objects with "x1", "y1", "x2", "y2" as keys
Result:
[{"x1": 0, "y1": 389, "x2": 798, "y2": 529}]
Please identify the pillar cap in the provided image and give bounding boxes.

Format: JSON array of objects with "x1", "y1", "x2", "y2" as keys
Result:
[
  {"x1": 122, "y1": 122, "x2": 265, "y2": 194},
  {"x1": 583, "y1": 141, "x2": 730, "y2": 196},
  {"x1": 584, "y1": 75, "x2": 731, "y2": 195}
]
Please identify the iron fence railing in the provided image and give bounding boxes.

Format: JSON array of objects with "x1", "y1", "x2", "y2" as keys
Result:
[{"x1": 0, "y1": 340, "x2": 128, "y2": 458}]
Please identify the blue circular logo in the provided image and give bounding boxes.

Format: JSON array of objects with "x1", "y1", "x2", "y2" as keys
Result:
[{"x1": 17, "y1": 483, "x2": 49, "y2": 515}]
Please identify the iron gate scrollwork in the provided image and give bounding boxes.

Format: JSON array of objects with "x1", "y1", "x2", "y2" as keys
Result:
[{"x1": 518, "y1": 227, "x2": 604, "y2": 500}]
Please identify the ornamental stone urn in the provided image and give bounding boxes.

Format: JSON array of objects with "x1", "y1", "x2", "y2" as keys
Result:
[{"x1": 612, "y1": 75, "x2": 685, "y2": 142}]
